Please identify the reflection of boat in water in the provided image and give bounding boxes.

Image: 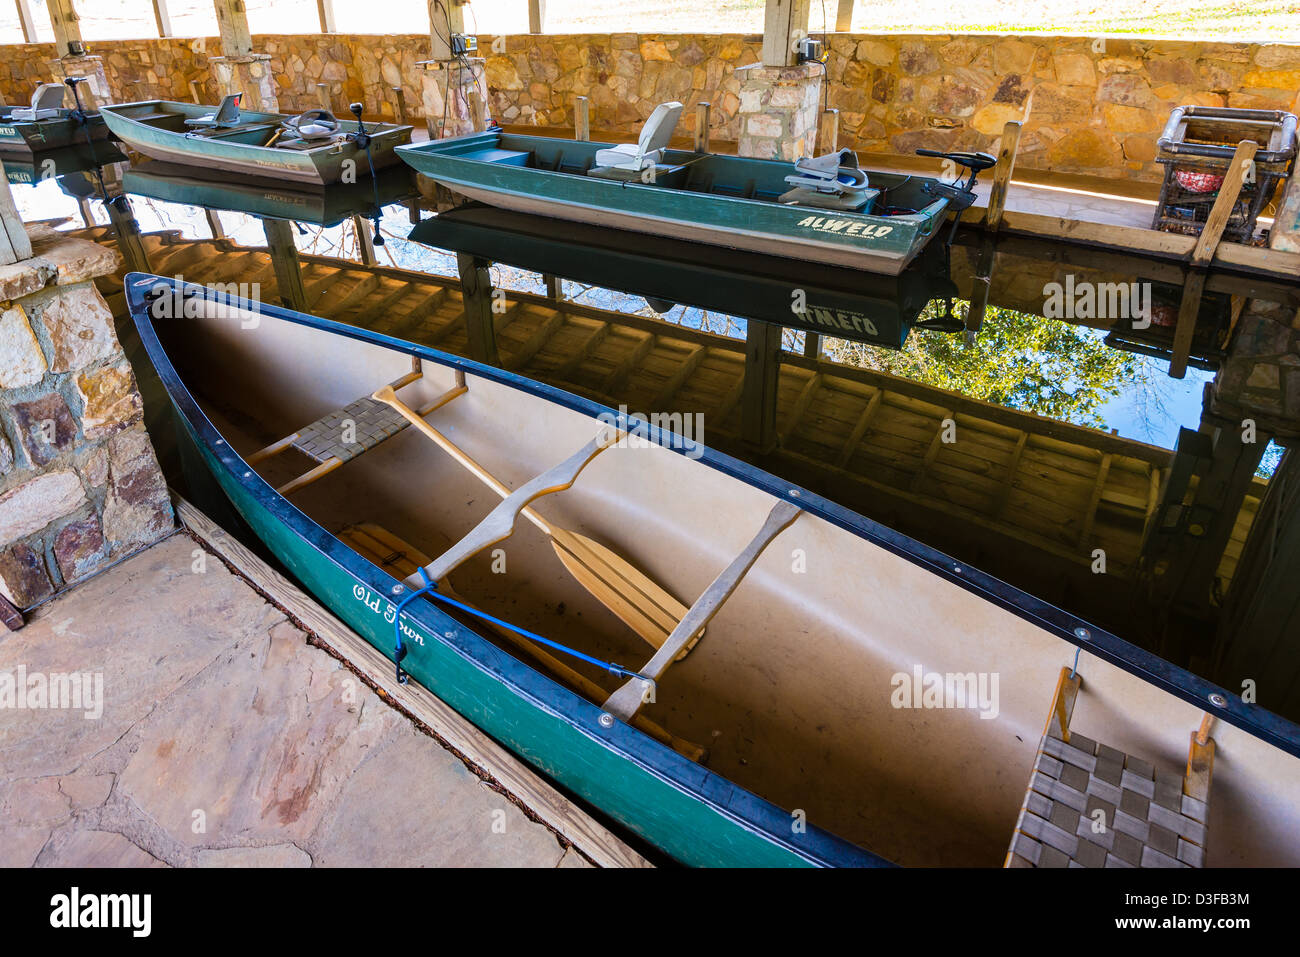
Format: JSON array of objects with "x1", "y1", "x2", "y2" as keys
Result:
[
  {"x1": 409, "y1": 203, "x2": 960, "y2": 349},
  {"x1": 2, "y1": 142, "x2": 127, "y2": 196},
  {"x1": 128, "y1": 272, "x2": 1300, "y2": 867},
  {"x1": 0, "y1": 82, "x2": 112, "y2": 154},
  {"x1": 122, "y1": 161, "x2": 416, "y2": 227},
  {"x1": 397, "y1": 103, "x2": 987, "y2": 275},
  {"x1": 102, "y1": 96, "x2": 411, "y2": 187}
]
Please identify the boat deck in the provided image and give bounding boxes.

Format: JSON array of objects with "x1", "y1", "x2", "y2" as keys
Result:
[{"x1": 0, "y1": 502, "x2": 646, "y2": 868}]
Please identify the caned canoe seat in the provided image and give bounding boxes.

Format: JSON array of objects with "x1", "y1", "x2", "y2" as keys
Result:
[
  {"x1": 246, "y1": 360, "x2": 465, "y2": 495},
  {"x1": 1005, "y1": 667, "x2": 1212, "y2": 868}
]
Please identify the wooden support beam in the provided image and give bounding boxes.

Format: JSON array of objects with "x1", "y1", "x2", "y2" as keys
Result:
[
  {"x1": 213, "y1": 0, "x2": 254, "y2": 58},
  {"x1": 0, "y1": 161, "x2": 33, "y2": 265},
  {"x1": 780, "y1": 371, "x2": 822, "y2": 443},
  {"x1": 1078, "y1": 452, "x2": 1113, "y2": 548},
  {"x1": 392, "y1": 86, "x2": 407, "y2": 124},
  {"x1": 105, "y1": 197, "x2": 152, "y2": 274},
  {"x1": 986, "y1": 120, "x2": 1022, "y2": 235},
  {"x1": 650, "y1": 344, "x2": 708, "y2": 408},
  {"x1": 602, "y1": 331, "x2": 655, "y2": 395},
  {"x1": 992, "y1": 431, "x2": 1028, "y2": 517},
  {"x1": 836, "y1": 388, "x2": 881, "y2": 467},
  {"x1": 46, "y1": 0, "x2": 83, "y2": 57},
  {"x1": 761, "y1": 0, "x2": 812, "y2": 67},
  {"x1": 574, "y1": 95, "x2": 590, "y2": 141},
  {"x1": 911, "y1": 412, "x2": 953, "y2": 493},
  {"x1": 456, "y1": 252, "x2": 501, "y2": 366},
  {"x1": 429, "y1": 0, "x2": 466, "y2": 61},
  {"x1": 205, "y1": 208, "x2": 225, "y2": 240},
  {"x1": 741, "y1": 320, "x2": 782, "y2": 452},
  {"x1": 816, "y1": 108, "x2": 838, "y2": 155},
  {"x1": 528, "y1": 0, "x2": 545, "y2": 33},
  {"x1": 693, "y1": 101, "x2": 711, "y2": 153},
  {"x1": 802, "y1": 331, "x2": 820, "y2": 358},
  {"x1": 15, "y1": 0, "x2": 37, "y2": 43},
  {"x1": 152, "y1": 0, "x2": 172, "y2": 37},
  {"x1": 543, "y1": 274, "x2": 562, "y2": 300},
  {"x1": 352, "y1": 214, "x2": 377, "y2": 266},
  {"x1": 1170, "y1": 141, "x2": 1259, "y2": 379},
  {"x1": 316, "y1": 0, "x2": 336, "y2": 32},
  {"x1": 316, "y1": 82, "x2": 333, "y2": 112},
  {"x1": 262, "y1": 218, "x2": 307, "y2": 311},
  {"x1": 834, "y1": 0, "x2": 853, "y2": 30}
]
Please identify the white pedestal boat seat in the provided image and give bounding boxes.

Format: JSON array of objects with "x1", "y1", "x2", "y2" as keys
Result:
[
  {"x1": 184, "y1": 93, "x2": 244, "y2": 129},
  {"x1": 590, "y1": 101, "x2": 683, "y2": 174},
  {"x1": 276, "y1": 109, "x2": 344, "y2": 149},
  {"x1": 1005, "y1": 667, "x2": 1213, "y2": 868},
  {"x1": 10, "y1": 83, "x2": 67, "y2": 122},
  {"x1": 779, "y1": 148, "x2": 874, "y2": 212}
]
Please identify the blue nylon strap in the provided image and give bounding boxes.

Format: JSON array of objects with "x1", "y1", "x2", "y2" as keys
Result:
[{"x1": 391, "y1": 569, "x2": 655, "y2": 691}]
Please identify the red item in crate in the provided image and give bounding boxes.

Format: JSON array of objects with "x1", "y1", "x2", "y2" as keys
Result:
[
  {"x1": 1174, "y1": 169, "x2": 1225, "y2": 193},
  {"x1": 1151, "y1": 304, "x2": 1178, "y2": 328}
]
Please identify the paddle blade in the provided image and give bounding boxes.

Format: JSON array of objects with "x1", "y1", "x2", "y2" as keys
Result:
[{"x1": 549, "y1": 528, "x2": 703, "y2": 661}]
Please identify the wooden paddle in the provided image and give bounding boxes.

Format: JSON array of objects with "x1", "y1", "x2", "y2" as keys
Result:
[{"x1": 372, "y1": 385, "x2": 702, "y2": 660}]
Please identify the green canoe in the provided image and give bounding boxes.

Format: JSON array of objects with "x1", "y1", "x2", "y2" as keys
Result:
[
  {"x1": 102, "y1": 98, "x2": 411, "y2": 187},
  {"x1": 397, "y1": 130, "x2": 959, "y2": 274}
]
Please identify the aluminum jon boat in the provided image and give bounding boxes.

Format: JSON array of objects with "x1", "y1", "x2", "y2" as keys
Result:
[
  {"x1": 0, "y1": 82, "x2": 111, "y2": 154},
  {"x1": 126, "y1": 273, "x2": 1300, "y2": 867},
  {"x1": 397, "y1": 102, "x2": 982, "y2": 276},
  {"x1": 101, "y1": 95, "x2": 411, "y2": 186}
]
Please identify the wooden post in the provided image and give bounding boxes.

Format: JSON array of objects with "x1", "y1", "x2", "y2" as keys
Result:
[
  {"x1": 16, "y1": 0, "x2": 38, "y2": 43},
  {"x1": 574, "y1": 94, "x2": 589, "y2": 140},
  {"x1": 46, "y1": 0, "x2": 84, "y2": 58},
  {"x1": 105, "y1": 196, "x2": 152, "y2": 275},
  {"x1": 213, "y1": 0, "x2": 255, "y2": 58},
  {"x1": 0, "y1": 162, "x2": 34, "y2": 265},
  {"x1": 761, "y1": 0, "x2": 812, "y2": 67},
  {"x1": 457, "y1": 252, "x2": 501, "y2": 366},
  {"x1": 317, "y1": 83, "x2": 333, "y2": 112},
  {"x1": 263, "y1": 218, "x2": 307, "y2": 311},
  {"x1": 205, "y1": 208, "x2": 225, "y2": 239},
  {"x1": 543, "y1": 275, "x2": 561, "y2": 300},
  {"x1": 741, "y1": 321, "x2": 782, "y2": 452},
  {"x1": 694, "y1": 101, "x2": 711, "y2": 153},
  {"x1": 1169, "y1": 140, "x2": 1259, "y2": 379},
  {"x1": 986, "y1": 120, "x2": 1022, "y2": 235},
  {"x1": 392, "y1": 86, "x2": 407, "y2": 124},
  {"x1": 816, "y1": 108, "x2": 838, "y2": 155},
  {"x1": 317, "y1": 0, "x2": 337, "y2": 32},
  {"x1": 189, "y1": 78, "x2": 203, "y2": 104},
  {"x1": 429, "y1": 0, "x2": 466, "y2": 61},
  {"x1": 803, "y1": 332, "x2": 820, "y2": 358},
  {"x1": 152, "y1": 0, "x2": 172, "y2": 37},
  {"x1": 76, "y1": 197, "x2": 94, "y2": 228},
  {"x1": 528, "y1": 0, "x2": 545, "y2": 33},
  {"x1": 352, "y1": 214, "x2": 377, "y2": 266},
  {"x1": 834, "y1": 0, "x2": 853, "y2": 31}
]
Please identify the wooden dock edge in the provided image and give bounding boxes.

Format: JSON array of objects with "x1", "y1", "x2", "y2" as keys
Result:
[{"x1": 172, "y1": 493, "x2": 653, "y2": 869}]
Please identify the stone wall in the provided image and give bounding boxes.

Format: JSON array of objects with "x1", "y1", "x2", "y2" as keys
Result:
[
  {"x1": 0, "y1": 225, "x2": 173, "y2": 616},
  {"x1": 0, "y1": 32, "x2": 1297, "y2": 181}
]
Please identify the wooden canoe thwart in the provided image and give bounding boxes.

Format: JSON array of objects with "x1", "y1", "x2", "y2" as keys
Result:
[{"x1": 127, "y1": 272, "x2": 1300, "y2": 867}]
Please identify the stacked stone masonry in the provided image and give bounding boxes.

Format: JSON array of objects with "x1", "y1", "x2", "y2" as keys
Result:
[
  {"x1": 0, "y1": 33, "x2": 1297, "y2": 181},
  {"x1": 0, "y1": 226, "x2": 173, "y2": 611}
]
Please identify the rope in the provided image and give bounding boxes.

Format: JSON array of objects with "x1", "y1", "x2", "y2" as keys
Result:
[{"x1": 391, "y1": 568, "x2": 655, "y2": 692}]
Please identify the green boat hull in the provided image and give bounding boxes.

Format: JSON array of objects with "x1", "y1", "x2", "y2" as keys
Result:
[
  {"x1": 0, "y1": 111, "x2": 110, "y2": 153},
  {"x1": 103, "y1": 100, "x2": 411, "y2": 187},
  {"x1": 398, "y1": 131, "x2": 951, "y2": 274}
]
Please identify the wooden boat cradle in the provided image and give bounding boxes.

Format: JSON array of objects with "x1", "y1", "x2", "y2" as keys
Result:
[
  {"x1": 1007, "y1": 666, "x2": 1214, "y2": 868},
  {"x1": 79, "y1": 225, "x2": 1264, "y2": 638}
]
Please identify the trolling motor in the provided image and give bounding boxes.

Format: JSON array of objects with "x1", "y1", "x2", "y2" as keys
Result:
[
  {"x1": 347, "y1": 102, "x2": 385, "y2": 248},
  {"x1": 916, "y1": 148, "x2": 996, "y2": 246},
  {"x1": 63, "y1": 76, "x2": 112, "y2": 208}
]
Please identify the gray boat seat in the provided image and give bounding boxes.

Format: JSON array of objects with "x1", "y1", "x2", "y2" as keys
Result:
[
  {"x1": 592, "y1": 101, "x2": 683, "y2": 172},
  {"x1": 783, "y1": 148, "x2": 870, "y2": 195},
  {"x1": 276, "y1": 108, "x2": 343, "y2": 148},
  {"x1": 10, "y1": 83, "x2": 67, "y2": 122},
  {"x1": 185, "y1": 93, "x2": 243, "y2": 129}
]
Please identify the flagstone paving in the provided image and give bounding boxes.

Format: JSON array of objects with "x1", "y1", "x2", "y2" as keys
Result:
[{"x1": 0, "y1": 533, "x2": 589, "y2": 868}]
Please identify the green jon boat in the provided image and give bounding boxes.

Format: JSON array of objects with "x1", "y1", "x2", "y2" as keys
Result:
[
  {"x1": 101, "y1": 95, "x2": 411, "y2": 187},
  {"x1": 0, "y1": 82, "x2": 111, "y2": 154},
  {"x1": 397, "y1": 101, "x2": 989, "y2": 275}
]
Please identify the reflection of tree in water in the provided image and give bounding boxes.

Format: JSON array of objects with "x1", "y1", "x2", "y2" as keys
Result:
[{"x1": 823, "y1": 299, "x2": 1150, "y2": 431}]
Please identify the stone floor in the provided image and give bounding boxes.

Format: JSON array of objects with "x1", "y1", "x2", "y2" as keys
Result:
[{"x1": 0, "y1": 532, "x2": 589, "y2": 868}]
